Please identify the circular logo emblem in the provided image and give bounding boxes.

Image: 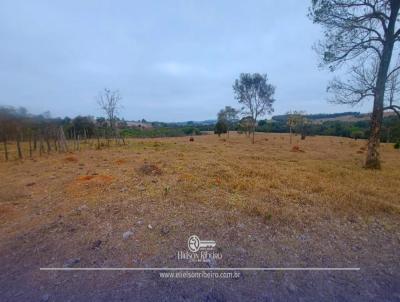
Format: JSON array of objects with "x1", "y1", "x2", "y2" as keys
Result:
[{"x1": 188, "y1": 235, "x2": 200, "y2": 252}]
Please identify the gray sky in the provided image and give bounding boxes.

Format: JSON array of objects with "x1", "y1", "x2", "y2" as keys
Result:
[{"x1": 0, "y1": 0, "x2": 370, "y2": 122}]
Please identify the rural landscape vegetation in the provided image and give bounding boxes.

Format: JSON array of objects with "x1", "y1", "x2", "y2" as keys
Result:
[{"x1": 1, "y1": 0, "x2": 400, "y2": 301}]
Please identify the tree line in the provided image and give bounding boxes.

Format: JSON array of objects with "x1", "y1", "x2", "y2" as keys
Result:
[
  {"x1": 214, "y1": 111, "x2": 400, "y2": 143},
  {"x1": 0, "y1": 89, "x2": 127, "y2": 161}
]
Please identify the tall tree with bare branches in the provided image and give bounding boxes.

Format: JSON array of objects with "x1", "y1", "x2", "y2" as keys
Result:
[
  {"x1": 97, "y1": 88, "x2": 122, "y2": 131},
  {"x1": 233, "y1": 73, "x2": 275, "y2": 144},
  {"x1": 310, "y1": 0, "x2": 400, "y2": 169},
  {"x1": 328, "y1": 57, "x2": 400, "y2": 117}
]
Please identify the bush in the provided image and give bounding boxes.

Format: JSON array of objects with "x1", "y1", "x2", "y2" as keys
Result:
[
  {"x1": 394, "y1": 141, "x2": 400, "y2": 149},
  {"x1": 182, "y1": 126, "x2": 200, "y2": 135},
  {"x1": 214, "y1": 120, "x2": 228, "y2": 136}
]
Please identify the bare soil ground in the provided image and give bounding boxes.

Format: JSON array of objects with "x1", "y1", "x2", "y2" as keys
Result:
[{"x1": 0, "y1": 133, "x2": 399, "y2": 301}]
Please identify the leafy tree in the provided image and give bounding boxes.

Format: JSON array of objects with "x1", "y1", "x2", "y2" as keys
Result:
[
  {"x1": 287, "y1": 111, "x2": 308, "y2": 143},
  {"x1": 351, "y1": 129, "x2": 364, "y2": 139},
  {"x1": 96, "y1": 117, "x2": 108, "y2": 128},
  {"x1": 238, "y1": 116, "x2": 255, "y2": 137},
  {"x1": 310, "y1": 0, "x2": 400, "y2": 168},
  {"x1": 217, "y1": 106, "x2": 239, "y2": 137},
  {"x1": 258, "y1": 119, "x2": 268, "y2": 127},
  {"x1": 182, "y1": 126, "x2": 200, "y2": 135},
  {"x1": 72, "y1": 116, "x2": 96, "y2": 138},
  {"x1": 233, "y1": 73, "x2": 276, "y2": 143},
  {"x1": 214, "y1": 120, "x2": 228, "y2": 137}
]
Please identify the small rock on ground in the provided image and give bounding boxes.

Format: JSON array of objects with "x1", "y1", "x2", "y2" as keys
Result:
[
  {"x1": 123, "y1": 230, "x2": 134, "y2": 240},
  {"x1": 63, "y1": 258, "x2": 80, "y2": 268}
]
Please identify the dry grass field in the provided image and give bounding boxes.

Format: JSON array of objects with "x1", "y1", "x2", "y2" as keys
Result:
[{"x1": 0, "y1": 132, "x2": 399, "y2": 301}]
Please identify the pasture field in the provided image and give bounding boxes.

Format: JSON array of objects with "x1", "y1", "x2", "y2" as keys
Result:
[{"x1": 0, "y1": 132, "x2": 399, "y2": 301}]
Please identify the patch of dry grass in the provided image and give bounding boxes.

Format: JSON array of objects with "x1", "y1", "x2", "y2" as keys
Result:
[
  {"x1": 138, "y1": 163, "x2": 163, "y2": 176},
  {"x1": 0, "y1": 132, "x2": 399, "y2": 271},
  {"x1": 160, "y1": 134, "x2": 400, "y2": 220}
]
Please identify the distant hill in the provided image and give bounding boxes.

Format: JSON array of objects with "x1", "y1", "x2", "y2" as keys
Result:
[
  {"x1": 311, "y1": 112, "x2": 396, "y2": 123},
  {"x1": 272, "y1": 111, "x2": 396, "y2": 123},
  {"x1": 149, "y1": 120, "x2": 216, "y2": 127}
]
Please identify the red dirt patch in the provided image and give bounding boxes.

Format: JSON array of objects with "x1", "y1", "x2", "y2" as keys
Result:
[
  {"x1": 67, "y1": 175, "x2": 115, "y2": 198},
  {"x1": 64, "y1": 156, "x2": 78, "y2": 162},
  {"x1": 76, "y1": 175, "x2": 114, "y2": 183},
  {"x1": 291, "y1": 145, "x2": 305, "y2": 153},
  {"x1": 115, "y1": 159, "x2": 127, "y2": 165},
  {"x1": 77, "y1": 175, "x2": 95, "y2": 181},
  {"x1": 0, "y1": 204, "x2": 17, "y2": 220}
]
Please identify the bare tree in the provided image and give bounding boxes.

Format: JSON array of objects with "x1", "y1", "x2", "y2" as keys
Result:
[
  {"x1": 328, "y1": 57, "x2": 400, "y2": 117},
  {"x1": 58, "y1": 126, "x2": 68, "y2": 152},
  {"x1": 0, "y1": 106, "x2": 26, "y2": 160},
  {"x1": 0, "y1": 108, "x2": 11, "y2": 161},
  {"x1": 385, "y1": 66, "x2": 400, "y2": 117},
  {"x1": 233, "y1": 73, "x2": 276, "y2": 144},
  {"x1": 310, "y1": 0, "x2": 400, "y2": 169},
  {"x1": 97, "y1": 88, "x2": 122, "y2": 132}
]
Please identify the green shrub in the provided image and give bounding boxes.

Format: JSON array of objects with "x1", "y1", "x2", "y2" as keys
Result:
[
  {"x1": 182, "y1": 126, "x2": 200, "y2": 135},
  {"x1": 394, "y1": 141, "x2": 400, "y2": 149},
  {"x1": 214, "y1": 120, "x2": 228, "y2": 136}
]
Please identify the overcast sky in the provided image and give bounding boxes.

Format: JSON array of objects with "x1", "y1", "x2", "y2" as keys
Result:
[{"x1": 0, "y1": 0, "x2": 370, "y2": 122}]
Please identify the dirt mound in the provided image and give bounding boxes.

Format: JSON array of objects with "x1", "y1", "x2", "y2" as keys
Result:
[
  {"x1": 77, "y1": 175, "x2": 95, "y2": 181},
  {"x1": 138, "y1": 163, "x2": 162, "y2": 176},
  {"x1": 115, "y1": 159, "x2": 127, "y2": 165},
  {"x1": 64, "y1": 156, "x2": 78, "y2": 162},
  {"x1": 291, "y1": 145, "x2": 305, "y2": 153},
  {"x1": 76, "y1": 175, "x2": 114, "y2": 183}
]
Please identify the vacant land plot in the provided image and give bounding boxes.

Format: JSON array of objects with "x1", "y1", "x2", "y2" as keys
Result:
[{"x1": 0, "y1": 133, "x2": 399, "y2": 301}]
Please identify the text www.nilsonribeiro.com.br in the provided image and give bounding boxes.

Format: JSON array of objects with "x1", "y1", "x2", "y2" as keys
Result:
[{"x1": 159, "y1": 271, "x2": 241, "y2": 279}]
